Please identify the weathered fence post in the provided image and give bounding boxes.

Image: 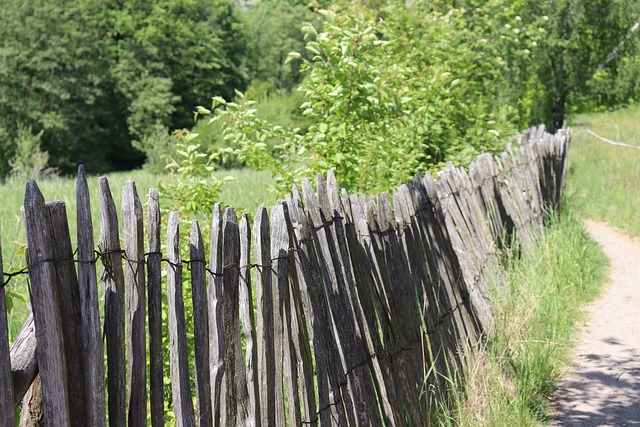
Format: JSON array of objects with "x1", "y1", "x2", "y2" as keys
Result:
[
  {"x1": 253, "y1": 206, "x2": 276, "y2": 427},
  {"x1": 208, "y1": 204, "x2": 225, "y2": 427},
  {"x1": 191, "y1": 220, "x2": 212, "y2": 427},
  {"x1": 76, "y1": 165, "x2": 107, "y2": 427},
  {"x1": 239, "y1": 214, "x2": 259, "y2": 427},
  {"x1": 98, "y1": 177, "x2": 126, "y2": 426},
  {"x1": 147, "y1": 188, "x2": 164, "y2": 427},
  {"x1": 23, "y1": 180, "x2": 70, "y2": 426},
  {"x1": 122, "y1": 181, "x2": 147, "y2": 426},
  {"x1": 10, "y1": 314, "x2": 37, "y2": 407},
  {"x1": 0, "y1": 243, "x2": 14, "y2": 426},
  {"x1": 166, "y1": 211, "x2": 196, "y2": 426}
]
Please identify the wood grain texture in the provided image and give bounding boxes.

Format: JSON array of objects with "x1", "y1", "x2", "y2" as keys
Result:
[
  {"x1": 98, "y1": 177, "x2": 126, "y2": 427},
  {"x1": 208, "y1": 204, "x2": 225, "y2": 427},
  {"x1": 122, "y1": 181, "x2": 147, "y2": 426},
  {"x1": 191, "y1": 220, "x2": 212, "y2": 427},
  {"x1": 239, "y1": 214, "x2": 260, "y2": 427},
  {"x1": 146, "y1": 188, "x2": 164, "y2": 427},
  {"x1": 0, "y1": 241, "x2": 14, "y2": 426},
  {"x1": 76, "y1": 165, "x2": 107, "y2": 427},
  {"x1": 166, "y1": 211, "x2": 196, "y2": 426},
  {"x1": 23, "y1": 180, "x2": 70, "y2": 426},
  {"x1": 10, "y1": 314, "x2": 37, "y2": 407}
]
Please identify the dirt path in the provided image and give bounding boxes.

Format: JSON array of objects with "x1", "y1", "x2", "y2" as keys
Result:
[{"x1": 552, "y1": 220, "x2": 640, "y2": 426}]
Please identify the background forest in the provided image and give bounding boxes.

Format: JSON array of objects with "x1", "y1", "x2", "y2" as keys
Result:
[{"x1": 0, "y1": 0, "x2": 639, "y2": 197}]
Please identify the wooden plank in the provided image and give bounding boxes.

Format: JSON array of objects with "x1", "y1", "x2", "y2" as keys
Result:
[
  {"x1": 253, "y1": 206, "x2": 276, "y2": 427},
  {"x1": 191, "y1": 220, "x2": 212, "y2": 427},
  {"x1": 0, "y1": 241, "x2": 13, "y2": 426},
  {"x1": 270, "y1": 204, "x2": 301, "y2": 426},
  {"x1": 302, "y1": 177, "x2": 381, "y2": 426},
  {"x1": 23, "y1": 180, "x2": 70, "y2": 426},
  {"x1": 76, "y1": 165, "x2": 107, "y2": 427},
  {"x1": 342, "y1": 190, "x2": 403, "y2": 425},
  {"x1": 373, "y1": 191, "x2": 423, "y2": 423},
  {"x1": 166, "y1": 211, "x2": 196, "y2": 426},
  {"x1": 122, "y1": 181, "x2": 147, "y2": 426},
  {"x1": 222, "y1": 208, "x2": 248, "y2": 425},
  {"x1": 146, "y1": 188, "x2": 164, "y2": 427},
  {"x1": 239, "y1": 214, "x2": 259, "y2": 427},
  {"x1": 280, "y1": 206, "x2": 317, "y2": 425},
  {"x1": 19, "y1": 375, "x2": 42, "y2": 426},
  {"x1": 10, "y1": 314, "x2": 37, "y2": 406},
  {"x1": 98, "y1": 177, "x2": 126, "y2": 427},
  {"x1": 208, "y1": 204, "x2": 225, "y2": 427},
  {"x1": 47, "y1": 200, "x2": 87, "y2": 426},
  {"x1": 286, "y1": 188, "x2": 346, "y2": 426}
]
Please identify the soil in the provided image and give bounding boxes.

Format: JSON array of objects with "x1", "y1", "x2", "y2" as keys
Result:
[{"x1": 552, "y1": 220, "x2": 640, "y2": 426}]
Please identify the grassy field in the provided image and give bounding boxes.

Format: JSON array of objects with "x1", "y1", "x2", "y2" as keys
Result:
[
  {"x1": 565, "y1": 104, "x2": 640, "y2": 234},
  {"x1": 1, "y1": 166, "x2": 273, "y2": 342}
]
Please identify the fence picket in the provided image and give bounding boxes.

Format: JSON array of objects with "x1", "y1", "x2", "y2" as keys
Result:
[
  {"x1": 76, "y1": 165, "x2": 107, "y2": 427},
  {"x1": 23, "y1": 181, "x2": 70, "y2": 426},
  {"x1": 191, "y1": 220, "x2": 213, "y2": 427},
  {"x1": 221, "y1": 208, "x2": 247, "y2": 425},
  {"x1": 98, "y1": 177, "x2": 126, "y2": 426},
  {"x1": 0, "y1": 245, "x2": 13, "y2": 426},
  {"x1": 253, "y1": 206, "x2": 276, "y2": 427},
  {"x1": 122, "y1": 181, "x2": 147, "y2": 426},
  {"x1": 239, "y1": 214, "x2": 260, "y2": 427},
  {"x1": 166, "y1": 211, "x2": 196, "y2": 426},
  {"x1": 208, "y1": 204, "x2": 225, "y2": 427},
  {"x1": 147, "y1": 188, "x2": 165, "y2": 427}
]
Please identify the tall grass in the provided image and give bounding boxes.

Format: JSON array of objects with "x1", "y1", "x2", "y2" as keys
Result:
[
  {"x1": 565, "y1": 104, "x2": 640, "y2": 235},
  {"x1": 0, "y1": 167, "x2": 272, "y2": 343},
  {"x1": 433, "y1": 214, "x2": 608, "y2": 426}
]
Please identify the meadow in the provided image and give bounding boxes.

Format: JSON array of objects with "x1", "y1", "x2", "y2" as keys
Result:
[
  {"x1": 565, "y1": 104, "x2": 640, "y2": 235},
  {"x1": 0, "y1": 167, "x2": 273, "y2": 342}
]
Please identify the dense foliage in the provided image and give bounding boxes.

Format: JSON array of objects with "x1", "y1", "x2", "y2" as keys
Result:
[
  {"x1": 0, "y1": 0, "x2": 248, "y2": 176},
  {"x1": 0, "y1": 0, "x2": 638, "y2": 189}
]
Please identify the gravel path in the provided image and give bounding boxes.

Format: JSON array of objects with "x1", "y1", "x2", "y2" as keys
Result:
[{"x1": 552, "y1": 220, "x2": 640, "y2": 426}]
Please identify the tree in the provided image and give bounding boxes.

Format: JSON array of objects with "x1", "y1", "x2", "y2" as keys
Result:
[{"x1": 0, "y1": 0, "x2": 127, "y2": 175}]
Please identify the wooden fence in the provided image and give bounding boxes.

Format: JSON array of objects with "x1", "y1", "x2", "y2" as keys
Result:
[{"x1": 0, "y1": 126, "x2": 570, "y2": 426}]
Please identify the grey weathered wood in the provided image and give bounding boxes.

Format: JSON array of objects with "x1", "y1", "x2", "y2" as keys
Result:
[
  {"x1": 302, "y1": 176, "x2": 380, "y2": 425},
  {"x1": 190, "y1": 220, "x2": 212, "y2": 427},
  {"x1": 122, "y1": 181, "x2": 147, "y2": 426},
  {"x1": 98, "y1": 177, "x2": 126, "y2": 427},
  {"x1": 23, "y1": 180, "x2": 70, "y2": 426},
  {"x1": 279, "y1": 205, "x2": 317, "y2": 425},
  {"x1": 253, "y1": 206, "x2": 275, "y2": 427},
  {"x1": 10, "y1": 314, "x2": 37, "y2": 407},
  {"x1": 208, "y1": 204, "x2": 225, "y2": 427},
  {"x1": 47, "y1": 200, "x2": 87, "y2": 426},
  {"x1": 0, "y1": 241, "x2": 13, "y2": 426},
  {"x1": 19, "y1": 374, "x2": 43, "y2": 426},
  {"x1": 239, "y1": 214, "x2": 260, "y2": 427},
  {"x1": 166, "y1": 211, "x2": 196, "y2": 426},
  {"x1": 146, "y1": 188, "x2": 164, "y2": 427},
  {"x1": 221, "y1": 208, "x2": 247, "y2": 425},
  {"x1": 76, "y1": 165, "x2": 107, "y2": 427},
  {"x1": 269, "y1": 204, "x2": 300, "y2": 426},
  {"x1": 286, "y1": 186, "x2": 346, "y2": 426}
]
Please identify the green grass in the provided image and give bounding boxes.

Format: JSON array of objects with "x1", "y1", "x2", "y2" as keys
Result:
[
  {"x1": 1, "y1": 167, "x2": 272, "y2": 344},
  {"x1": 433, "y1": 214, "x2": 608, "y2": 426},
  {"x1": 565, "y1": 104, "x2": 640, "y2": 235}
]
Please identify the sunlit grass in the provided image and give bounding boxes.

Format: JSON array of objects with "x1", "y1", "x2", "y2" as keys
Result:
[
  {"x1": 0, "y1": 166, "x2": 272, "y2": 343},
  {"x1": 565, "y1": 104, "x2": 640, "y2": 235},
  {"x1": 432, "y1": 215, "x2": 607, "y2": 426}
]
